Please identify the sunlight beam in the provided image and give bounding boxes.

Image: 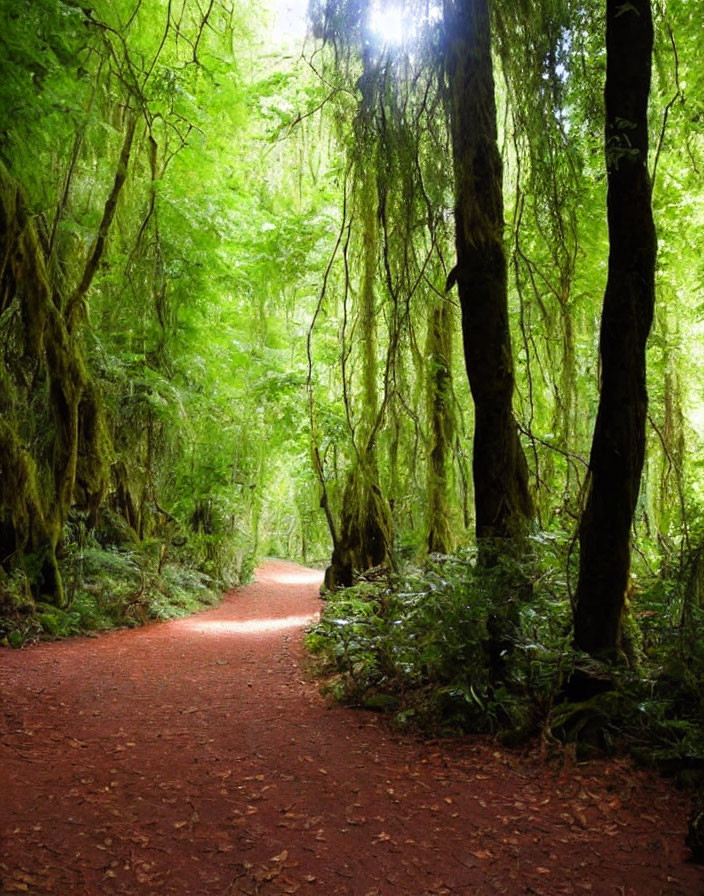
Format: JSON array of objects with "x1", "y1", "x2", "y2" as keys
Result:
[
  {"x1": 182, "y1": 613, "x2": 319, "y2": 636},
  {"x1": 257, "y1": 568, "x2": 324, "y2": 586}
]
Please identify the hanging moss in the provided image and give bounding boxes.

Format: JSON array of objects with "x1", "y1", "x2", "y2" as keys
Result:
[
  {"x1": 0, "y1": 421, "x2": 46, "y2": 553},
  {"x1": 357, "y1": 146, "x2": 379, "y2": 428}
]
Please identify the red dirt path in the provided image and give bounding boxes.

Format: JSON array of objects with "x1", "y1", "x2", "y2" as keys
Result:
[{"x1": 1, "y1": 560, "x2": 702, "y2": 896}]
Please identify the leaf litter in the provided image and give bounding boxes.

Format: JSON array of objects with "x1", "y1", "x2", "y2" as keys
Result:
[{"x1": 0, "y1": 561, "x2": 702, "y2": 895}]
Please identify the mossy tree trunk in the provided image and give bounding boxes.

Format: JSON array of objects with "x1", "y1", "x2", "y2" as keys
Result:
[
  {"x1": 426, "y1": 295, "x2": 454, "y2": 554},
  {"x1": 0, "y1": 421, "x2": 63, "y2": 603},
  {"x1": 444, "y1": 0, "x2": 533, "y2": 561},
  {"x1": 573, "y1": 0, "x2": 656, "y2": 657},
  {"x1": 0, "y1": 150, "x2": 117, "y2": 605}
]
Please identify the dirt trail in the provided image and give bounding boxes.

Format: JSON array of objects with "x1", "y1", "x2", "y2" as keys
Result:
[{"x1": 1, "y1": 560, "x2": 702, "y2": 896}]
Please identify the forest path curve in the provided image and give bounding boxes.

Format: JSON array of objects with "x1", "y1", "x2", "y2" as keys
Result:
[{"x1": 0, "y1": 560, "x2": 701, "y2": 896}]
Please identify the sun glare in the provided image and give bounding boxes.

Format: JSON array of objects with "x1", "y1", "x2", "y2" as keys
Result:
[
  {"x1": 369, "y1": 4, "x2": 408, "y2": 46},
  {"x1": 367, "y1": 1, "x2": 442, "y2": 50},
  {"x1": 269, "y1": 0, "x2": 442, "y2": 50}
]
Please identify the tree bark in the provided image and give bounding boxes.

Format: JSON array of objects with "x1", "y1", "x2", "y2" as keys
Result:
[
  {"x1": 574, "y1": 0, "x2": 656, "y2": 656},
  {"x1": 444, "y1": 0, "x2": 532, "y2": 558},
  {"x1": 426, "y1": 296, "x2": 454, "y2": 554}
]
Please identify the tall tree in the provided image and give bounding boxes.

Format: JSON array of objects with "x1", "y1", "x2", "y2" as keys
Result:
[
  {"x1": 443, "y1": 0, "x2": 533, "y2": 558},
  {"x1": 574, "y1": 0, "x2": 657, "y2": 656},
  {"x1": 325, "y1": 52, "x2": 394, "y2": 587}
]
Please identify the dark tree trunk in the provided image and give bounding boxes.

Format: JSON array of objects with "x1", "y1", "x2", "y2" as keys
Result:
[
  {"x1": 574, "y1": 0, "x2": 656, "y2": 656},
  {"x1": 444, "y1": 0, "x2": 532, "y2": 558}
]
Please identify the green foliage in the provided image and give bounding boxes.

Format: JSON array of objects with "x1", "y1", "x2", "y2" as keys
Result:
[
  {"x1": 0, "y1": 569, "x2": 38, "y2": 647},
  {"x1": 308, "y1": 534, "x2": 574, "y2": 735},
  {"x1": 1, "y1": 530, "x2": 220, "y2": 646},
  {"x1": 1, "y1": 0, "x2": 338, "y2": 623},
  {"x1": 309, "y1": 525, "x2": 704, "y2": 782},
  {"x1": 0, "y1": 4, "x2": 702, "y2": 823},
  {"x1": 626, "y1": 539, "x2": 704, "y2": 781}
]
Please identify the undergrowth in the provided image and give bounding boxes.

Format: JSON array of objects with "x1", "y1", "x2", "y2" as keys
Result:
[
  {"x1": 0, "y1": 526, "x2": 230, "y2": 646},
  {"x1": 306, "y1": 532, "x2": 704, "y2": 786},
  {"x1": 307, "y1": 535, "x2": 574, "y2": 736}
]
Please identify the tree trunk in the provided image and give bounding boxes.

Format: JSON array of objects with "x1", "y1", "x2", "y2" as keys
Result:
[
  {"x1": 444, "y1": 0, "x2": 533, "y2": 559},
  {"x1": 574, "y1": 0, "x2": 656, "y2": 656},
  {"x1": 426, "y1": 296, "x2": 454, "y2": 554}
]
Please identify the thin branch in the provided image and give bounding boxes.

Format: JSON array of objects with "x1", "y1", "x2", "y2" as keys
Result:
[
  {"x1": 651, "y1": 23, "x2": 680, "y2": 193},
  {"x1": 142, "y1": 0, "x2": 172, "y2": 89},
  {"x1": 192, "y1": 0, "x2": 216, "y2": 63},
  {"x1": 516, "y1": 422, "x2": 589, "y2": 472},
  {"x1": 274, "y1": 88, "x2": 342, "y2": 143},
  {"x1": 124, "y1": 0, "x2": 144, "y2": 30},
  {"x1": 66, "y1": 113, "x2": 137, "y2": 328},
  {"x1": 306, "y1": 170, "x2": 351, "y2": 548}
]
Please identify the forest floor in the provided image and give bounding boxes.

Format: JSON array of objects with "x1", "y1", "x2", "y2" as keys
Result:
[{"x1": 1, "y1": 560, "x2": 702, "y2": 896}]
